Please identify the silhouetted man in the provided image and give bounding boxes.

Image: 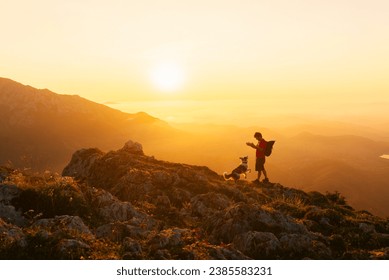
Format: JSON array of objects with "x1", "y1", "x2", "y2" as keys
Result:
[{"x1": 246, "y1": 132, "x2": 269, "y2": 183}]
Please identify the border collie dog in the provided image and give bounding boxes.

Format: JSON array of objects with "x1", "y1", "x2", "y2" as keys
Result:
[{"x1": 223, "y1": 156, "x2": 251, "y2": 181}]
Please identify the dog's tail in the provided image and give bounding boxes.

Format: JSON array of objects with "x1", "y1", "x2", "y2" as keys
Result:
[{"x1": 223, "y1": 172, "x2": 232, "y2": 180}]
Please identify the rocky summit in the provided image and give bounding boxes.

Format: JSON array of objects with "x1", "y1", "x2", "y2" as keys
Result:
[{"x1": 1, "y1": 140, "x2": 389, "y2": 259}]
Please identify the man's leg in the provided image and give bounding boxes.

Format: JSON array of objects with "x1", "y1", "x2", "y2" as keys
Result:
[
  {"x1": 257, "y1": 170, "x2": 262, "y2": 180},
  {"x1": 262, "y1": 167, "x2": 269, "y2": 182}
]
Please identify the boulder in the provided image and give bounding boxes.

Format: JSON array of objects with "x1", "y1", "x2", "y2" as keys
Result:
[
  {"x1": 0, "y1": 204, "x2": 27, "y2": 226},
  {"x1": 149, "y1": 228, "x2": 189, "y2": 250},
  {"x1": 90, "y1": 188, "x2": 144, "y2": 223},
  {"x1": 122, "y1": 237, "x2": 143, "y2": 259},
  {"x1": 32, "y1": 215, "x2": 92, "y2": 236},
  {"x1": 0, "y1": 184, "x2": 20, "y2": 202},
  {"x1": 96, "y1": 222, "x2": 149, "y2": 242},
  {"x1": 56, "y1": 238, "x2": 90, "y2": 259},
  {"x1": 0, "y1": 218, "x2": 27, "y2": 249},
  {"x1": 233, "y1": 231, "x2": 281, "y2": 259},
  {"x1": 207, "y1": 203, "x2": 307, "y2": 243},
  {"x1": 0, "y1": 185, "x2": 27, "y2": 226},
  {"x1": 191, "y1": 192, "x2": 231, "y2": 217},
  {"x1": 120, "y1": 140, "x2": 144, "y2": 155},
  {"x1": 62, "y1": 148, "x2": 104, "y2": 179},
  {"x1": 279, "y1": 233, "x2": 332, "y2": 259}
]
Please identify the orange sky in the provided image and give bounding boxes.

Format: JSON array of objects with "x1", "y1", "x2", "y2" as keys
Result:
[{"x1": 2, "y1": 0, "x2": 389, "y2": 126}]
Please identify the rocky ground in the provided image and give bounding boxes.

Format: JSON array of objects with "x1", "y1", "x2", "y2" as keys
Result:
[{"x1": 1, "y1": 140, "x2": 389, "y2": 259}]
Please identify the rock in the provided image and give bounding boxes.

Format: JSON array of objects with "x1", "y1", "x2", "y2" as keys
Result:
[
  {"x1": 33, "y1": 215, "x2": 92, "y2": 236},
  {"x1": 304, "y1": 207, "x2": 345, "y2": 226},
  {"x1": 0, "y1": 218, "x2": 27, "y2": 249},
  {"x1": 373, "y1": 232, "x2": 389, "y2": 247},
  {"x1": 122, "y1": 237, "x2": 143, "y2": 259},
  {"x1": 359, "y1": 223, "x2": 376, "y2": 234},
  {"x1": 96, "y1": 222, "x2": 149, "y2": 242},
  {"x1": 56, "y1": 238, "x2": 90, "y2": 259},
  {"x1": 151, "y1": 170, "x2": 176, "y2": 187},
  {"x1": 0, "y1": 204, "x2": 27, "y2": 226},
  {"x1": 112, "y1": 169, "x2": 154, "y2": 201},
  {"x1": 329, "y1": 234, "x2": 346, "y2": 252},
  {"x1": 279, "y1": 233, "x2": 332, "y2": 259},
  {"x1": 207, "y1": 203, "x2": 307, "y2": 243},
  {"x1": 280, "y1": 234, "x2": 313, "y2": 255},
  {"x1": 233, "y1": 231, "x2": 281, "y2": 259},
  {"x1": 120, "y1": 140, "x2": 144, "y2": 155},
  {"x1": 149, "y1": 228, "x2": 188, "y2": 250},
  {"x1": 153, "y1": 249, "x2": 172, "y2": 260},
  {"x1": 0, "y1": 185, "x2": 27, "y2": 226},
  {"x1": 191, "y1": 192, "x2": 231, "y2": 217},
  {"x1": 0, "y1": 184, "x2": 20, "y2": 202},
  {"x1": 61, "y1": 140, "x2": 219, "y2": 206},
  {"x1": 203, "y1": 244, "x2": 251, "y2": 260},
  {"x1": 91, "y1": 188, "x2": 144, "y2": 223},
  {"x1": 176, "y1": 165, "x2": 219, "y2": 186},
  {"x1": 303, "y1": 207, "x2": 345, "y2": 235},
  {"x1": 62, "y1": 148, "x2": 104, "y2": 179}
]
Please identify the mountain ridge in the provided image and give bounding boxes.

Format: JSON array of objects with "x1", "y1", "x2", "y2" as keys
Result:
[
  {"x1": 0, "y1": 77, "x2": 161, "y2": 124},
  {"x1": 0, "y1": 77, "x2": 180, "y2": 171}
]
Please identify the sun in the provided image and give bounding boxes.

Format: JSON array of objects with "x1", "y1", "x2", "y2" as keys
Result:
[{"x1": 150, "y1": 62, "x2": 185, "y2": 93}]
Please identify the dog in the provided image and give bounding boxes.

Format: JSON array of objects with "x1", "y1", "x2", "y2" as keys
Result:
[{"x1": 223, "y1": 156, "x2": 251, "y2": 181}]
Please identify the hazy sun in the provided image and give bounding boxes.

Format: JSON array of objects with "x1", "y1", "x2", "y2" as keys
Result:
[{"x1": 150, "y1": 62, "x2": 185, "y2": 92}]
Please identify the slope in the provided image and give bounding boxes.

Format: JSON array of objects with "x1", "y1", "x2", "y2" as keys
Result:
[
  {"x1": 0, "y1": 77, "x2": 181, "y2": 171},
  {"x1": 1, "y1": 140, "x2": 389, "y2": 260}
]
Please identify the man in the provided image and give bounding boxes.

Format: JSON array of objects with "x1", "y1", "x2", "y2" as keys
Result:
[{"x1": 246, "y1": 132, "x2": 269, "y2": 183}]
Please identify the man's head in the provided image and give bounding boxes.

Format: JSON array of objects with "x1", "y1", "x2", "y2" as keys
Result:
[{"x1": 254, "y1": 132, "x2": 262, "y2": 140}]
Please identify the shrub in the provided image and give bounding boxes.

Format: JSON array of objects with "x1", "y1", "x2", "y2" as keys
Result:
[
  {"x1": 11, "y1": 175, "x2": 91, "y2": 221},
  {"x1": 326, "y1": 191, "x2": 347, "y2": 205}
]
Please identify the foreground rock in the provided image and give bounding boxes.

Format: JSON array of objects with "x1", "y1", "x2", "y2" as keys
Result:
[{"x1": 1, "y1": 141, "x2": 389, "y2": 259}]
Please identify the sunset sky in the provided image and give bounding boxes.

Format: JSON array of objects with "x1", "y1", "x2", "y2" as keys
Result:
[{"x1": 2, "y1": 0, "x2": 389, "y2": 126}]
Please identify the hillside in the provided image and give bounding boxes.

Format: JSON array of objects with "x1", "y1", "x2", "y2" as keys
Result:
[
  {"x1": 271, "y1": 133, "x2": 389, "y2": 216},
  {"x1": 154, "y1": 124, "x2": 389, "y2": 217},
  {"x1": 0, "y1": 77, "x2": 181, "y2": 171},
  {"x1": 1, "y1": 140, "x2": 389, "y2": 260}
]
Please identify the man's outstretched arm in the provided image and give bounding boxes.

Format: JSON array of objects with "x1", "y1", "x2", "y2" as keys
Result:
[{"x1": 246, "y1": 142, "x2": 257, "y2": 149}]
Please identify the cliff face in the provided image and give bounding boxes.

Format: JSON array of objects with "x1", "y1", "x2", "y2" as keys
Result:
[{"x1": 1, "y1": 140, "x2": 389, "y2": 259}]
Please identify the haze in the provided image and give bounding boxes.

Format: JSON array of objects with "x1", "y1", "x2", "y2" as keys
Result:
[
  {"x1": 2, "y1": 1, "x2": 389, "y2": 216},
  {"x1": 2, "y1": 0, "x2": 389, "y2": 127}
]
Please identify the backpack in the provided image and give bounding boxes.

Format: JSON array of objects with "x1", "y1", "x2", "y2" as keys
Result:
[{"x1": 264, "y1": 140, "x2": 275, "y2": 157}]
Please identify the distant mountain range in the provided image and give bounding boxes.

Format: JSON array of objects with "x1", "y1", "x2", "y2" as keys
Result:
[{"x1": 0, "y1": 77, "x2": 180, "y2": 171}]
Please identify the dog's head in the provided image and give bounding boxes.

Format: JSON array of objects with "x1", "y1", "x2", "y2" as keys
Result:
[{"x1": 239, "y1": 156, "x2": 248, "y2": 164}]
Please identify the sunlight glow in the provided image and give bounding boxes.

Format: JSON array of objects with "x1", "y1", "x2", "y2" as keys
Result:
[{"x1": 150, "y1": 62, "x2": 185, "y2": 93}]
